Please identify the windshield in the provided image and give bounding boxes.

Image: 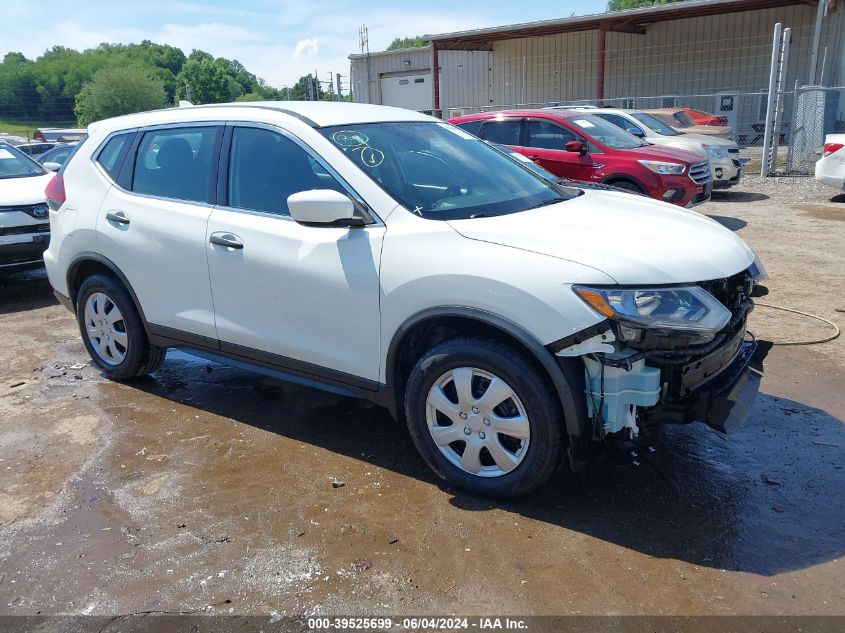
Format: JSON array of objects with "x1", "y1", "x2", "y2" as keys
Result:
[
  {"x1": 566, "y1": 115, "x2": 645, "y2": 149},
  {"x1": 320, "y1": 122, "x2": 572, "y2": 220},
  {"x1": 0, "y1": 143, "x2": 47, "y2": 179},
  {"x1": 630, "y1": 112, "x2": 680, "y2": 136}
]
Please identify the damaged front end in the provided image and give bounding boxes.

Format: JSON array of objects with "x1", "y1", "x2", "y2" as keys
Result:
[{"x1": 554, "y1": 268, "x2": 767, "y2": 439}]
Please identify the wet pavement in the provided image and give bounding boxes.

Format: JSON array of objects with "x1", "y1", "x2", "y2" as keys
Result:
[{"x1": 0, "y1": 185, "x2": 844, "y2": 618}]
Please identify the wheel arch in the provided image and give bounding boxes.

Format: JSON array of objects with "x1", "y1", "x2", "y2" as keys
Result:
[
  {"x1": 601, "y1": 174, "x2": 647, "y2": 193},
  {"x1": 66, "y1": 252, "x2": 152, "y2": 338},
  {"x1": 385, "y1": 307, "x2": 588, "y2": 437}
]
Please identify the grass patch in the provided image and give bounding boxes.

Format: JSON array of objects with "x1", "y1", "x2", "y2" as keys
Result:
[{"x1": 0, "y1": 118, "x2": 79, "y2": 140}]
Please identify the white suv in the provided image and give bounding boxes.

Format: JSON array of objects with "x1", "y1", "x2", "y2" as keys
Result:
[
  {"x1": 580, "y1": 109, "x2": 743, "y2": 189},
  {"x1": 0, "y1": 142, "x2": 55, "y2": 270},
  {"x1": 45, "y1": 102, "x2": 766, "y2": 498}
]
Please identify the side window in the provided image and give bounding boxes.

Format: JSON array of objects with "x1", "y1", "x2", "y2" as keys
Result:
[
  {"x1": 96, "y1": 134, "x2": 132, "y2": 180},
  {"x1": 132, "y1": 126, "x2": 218, "y2": 203},
  {"x1": 227, "y1": 126, "x2": 345, "y2": 216},
  {"x1": 481, "y1": 120, "x2": 522, "y2": 146},
  {"x1": 454, "y1": 120, "x2": 483, "y2": 137},
  {"x1": 527, "y1": 120, "x2": 577, "y2": 150},
  {"x1": 597, "y1": 113, "x2": 642, "y2": 135}
]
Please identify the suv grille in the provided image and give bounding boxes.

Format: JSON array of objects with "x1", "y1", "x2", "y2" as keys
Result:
[
  {"x1": 0, "y1": 203, "x2": 50, "y2": 220},
  {"x1": 727, "y1": 147, "x2": 740, "y2": 155},
  {"x1": 0, "y1": 223, "x2": 50, "y2": 237},
  {"x1": 689, "y1": 161, "x2": 713, "y2": 185}
]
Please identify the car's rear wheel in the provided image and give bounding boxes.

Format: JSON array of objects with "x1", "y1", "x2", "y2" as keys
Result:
[
  {"x1": 76, "y1": 274, "x2": 165, "y2": 380},
  {"x1": 404, "y1": 338, "x2": 564, "y2": 498}
]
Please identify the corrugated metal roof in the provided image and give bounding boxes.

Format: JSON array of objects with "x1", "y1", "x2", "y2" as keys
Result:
[{"x1": 425, "y1": 0, "x2": 815, "y2": 44}]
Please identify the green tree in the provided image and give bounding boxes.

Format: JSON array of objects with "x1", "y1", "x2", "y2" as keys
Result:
[
  {"x1": 607, "y1": 0, "x2": 687, "y2": 10},
  {"x1": 175, "y1": 56, "x2": 231, "y2": 104},
  {"x1": 386, "y1": 36, "x2": 428, "y2": 50},
  {"x1": 235, "y1": 92, "x2": 264, "y2": 102},
  {"x1": 74, "y1": 66, "x2": 166, "y2": 125}
]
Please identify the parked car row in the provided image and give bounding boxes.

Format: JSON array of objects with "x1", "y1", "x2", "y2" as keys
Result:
[{"x1": 450, "y1": 109, "x2": 716, "y2": 207}]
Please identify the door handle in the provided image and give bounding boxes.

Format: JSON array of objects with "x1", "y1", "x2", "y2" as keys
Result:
[
  {"x1": 209, "y1": 232, "x2": 244, "y2": 250},
  {"x1": 105, "y1": 210, "x2": 130, "y2": 225}
]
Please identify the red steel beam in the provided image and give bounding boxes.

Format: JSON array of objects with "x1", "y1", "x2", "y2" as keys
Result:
[{"x1": 597, "y1": 27, "x2": 606, "y2": 103}]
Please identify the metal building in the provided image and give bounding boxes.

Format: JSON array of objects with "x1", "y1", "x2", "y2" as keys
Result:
[{"x1": 349, "y1": 0, "x2": 843, "y2": 163}]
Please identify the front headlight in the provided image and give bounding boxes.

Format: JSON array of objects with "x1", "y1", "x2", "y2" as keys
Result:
[
  {"x1": 749, "y1": 249, "x2": 768, "y2": 281},
  {"x1": 573, "y1": 285, "x2": 731, "y2": 341},
  {"x1": 702, "y1": 143, "x2": 727, "y2": 159},
  {"x1": 637, "y1": 160, "x2": 686, "y2": 175}
]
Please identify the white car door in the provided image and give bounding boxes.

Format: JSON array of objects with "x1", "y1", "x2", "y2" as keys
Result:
[
  {"x1": 95, "y1": 124, "x2": 222, "y2": 340},
  {"x1": 205, "y1": 124, "x2": 385, "y2": 383}
]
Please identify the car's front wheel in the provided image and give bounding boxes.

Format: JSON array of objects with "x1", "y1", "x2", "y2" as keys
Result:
[
  {"x1": 76, "y1": 274, "x2": 165, "y2": 380},
  {"x1": 404, "y1": 338, "x2": 565, "y2": 498}
]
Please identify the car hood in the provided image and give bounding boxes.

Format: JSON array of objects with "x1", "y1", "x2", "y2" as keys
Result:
[
  {"x1": 0, "y1": 173, "x2": 54, "y2": 205},
  {"x1": 447, "y1": 190, "x2": 754, "y2": 285},
  {"x1": 673, "y1": 132, "x2": 737, "y2": 148},
  {"x1": 630, "y1": 143, "x2": 706, "y2": 164}
]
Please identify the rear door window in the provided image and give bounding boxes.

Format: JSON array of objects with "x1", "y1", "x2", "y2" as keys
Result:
[
  {"x1": 481, "y1": 120, "x2": 523, "y2": 146},
  {"x1": 131, "y1": 126, "x2": 219, "y2": 203}
]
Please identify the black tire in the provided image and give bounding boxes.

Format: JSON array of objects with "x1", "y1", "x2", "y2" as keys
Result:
[
  {"x1": 75, "y1": 274, "x2": 166, "y2": 380},
  {"x1": 404, "y1": 338, "x2": 565, "y2": 499},
  {"x1": 609, "y1": 179, "x2": 645, "y2": 195}
]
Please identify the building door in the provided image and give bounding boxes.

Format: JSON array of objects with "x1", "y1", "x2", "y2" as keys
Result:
[{"x1": 380, "y1": 73, "x2": 432, "y2": 111}]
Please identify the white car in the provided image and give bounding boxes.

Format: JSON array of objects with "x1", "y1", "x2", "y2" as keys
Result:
[
  {"x1": 579, "y1": 108, "x2": 743, "y2": 189},
  {"x1": 815, "y1": 134, "x2": 845, "y2": 191},
  {"x1": 44, "y1": 102, "x2": 767, "y2": 498},
  {"x1": 0, "y1": 142, "x2": 54, "y2": 271}
]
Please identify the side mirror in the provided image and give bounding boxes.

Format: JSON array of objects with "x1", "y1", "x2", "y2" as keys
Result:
[
  {"x1": 43, "y1": 161, "x2": 62, "y2": 172},
  {"x1": 565, "y1": 140, "x2": 586, "y2": 155},
  {"x1": 287, "y1": 189, "x2": 363, "y2": 227},
  {"x1": 627, "y1": 127, "x2": 645, "y2": 138}
]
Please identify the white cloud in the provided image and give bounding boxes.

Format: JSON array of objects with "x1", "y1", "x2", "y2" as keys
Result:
[{"x1": 292, "y1": 38, "x2": 320, "y2": 59}]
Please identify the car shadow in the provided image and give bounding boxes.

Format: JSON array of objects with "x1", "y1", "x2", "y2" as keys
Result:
[
  {"x1": 710, "y1": 191, "x2": 769, "y2": 203},
  {"x1": 130, "y1": 350, "x2": 845, "y2": 578},
  {"x1": 830, "y1": 193, "x2": 845, "y2": 204},
  {"x1": 0, "y1": 267, "x2": 59, "y2": 314},
  {"x1": 705, "y1": 215, "x2": 748, "y2": 231}
]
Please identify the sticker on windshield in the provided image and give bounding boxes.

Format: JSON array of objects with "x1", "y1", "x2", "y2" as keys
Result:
[
  {"x1": 360, "y1": 147, "x2": 384, "y2": 167},
  {"x1": 436, "y1": 122, "x2": 476, "y2": 140},
  {"x1": 0, "y1": 149, "x2": 14, "y2": 159},
  {"x1": 572, "y1": 119, "x2": 595, "y2": 128},
  {"x1": 332, "y1": 130, "x2": 369, "y2": 148}
]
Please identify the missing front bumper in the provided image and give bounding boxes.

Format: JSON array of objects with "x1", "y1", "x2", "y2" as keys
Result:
[{"x1": 642, "y1": 340, "x2": 764, "y2": 434}]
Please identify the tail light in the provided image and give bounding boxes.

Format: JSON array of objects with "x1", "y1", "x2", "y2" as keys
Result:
[
  {"x1": 45, "y1": 174, "x2": 66, "y2": 211},
  {"x1": 822, "y1": 142, "x2": 843, "y2": 157}
]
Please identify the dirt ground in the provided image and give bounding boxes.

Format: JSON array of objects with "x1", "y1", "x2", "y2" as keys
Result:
[{"x1": 0, "y1": 176, "x2": 843, "y2": 623}]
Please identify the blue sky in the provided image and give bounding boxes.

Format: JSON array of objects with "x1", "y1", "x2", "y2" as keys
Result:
[{"x1": 4, "y1": 0, "x2": 609, "y2": 88}]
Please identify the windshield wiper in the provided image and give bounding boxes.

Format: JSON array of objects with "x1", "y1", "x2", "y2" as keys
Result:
[{"x1": 528, "y1": 197, "x2": 565, "y2": 210}]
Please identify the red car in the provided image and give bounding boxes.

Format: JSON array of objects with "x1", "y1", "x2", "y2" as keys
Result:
[
  {"x1": 676, "y1": 107, "x2": 729, "y2": 127},
  {"x1": 449, "y1": 110, "x2": 713, "y2": 207}
]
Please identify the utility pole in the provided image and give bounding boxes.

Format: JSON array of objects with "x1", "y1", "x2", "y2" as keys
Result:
[{"x1": 336, "y1": 73, "x2": 342, "y2": 101}]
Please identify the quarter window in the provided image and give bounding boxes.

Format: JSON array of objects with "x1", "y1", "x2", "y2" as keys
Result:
[
  {"x1": 227, "y1": 126, "x2": 345, "y2": 216},
  {"x1": 96, "y1": 134, "x2": 132, "y2": 180},
  {"x1": 481, "y1": 120, "x2": 522, "y2": 146},
  {"x1": 527, "y1": 120, "x2": 577, "y2": 150},
  {"x1": 132, "y1": 127, "x2": 218, "y2": 203}
]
